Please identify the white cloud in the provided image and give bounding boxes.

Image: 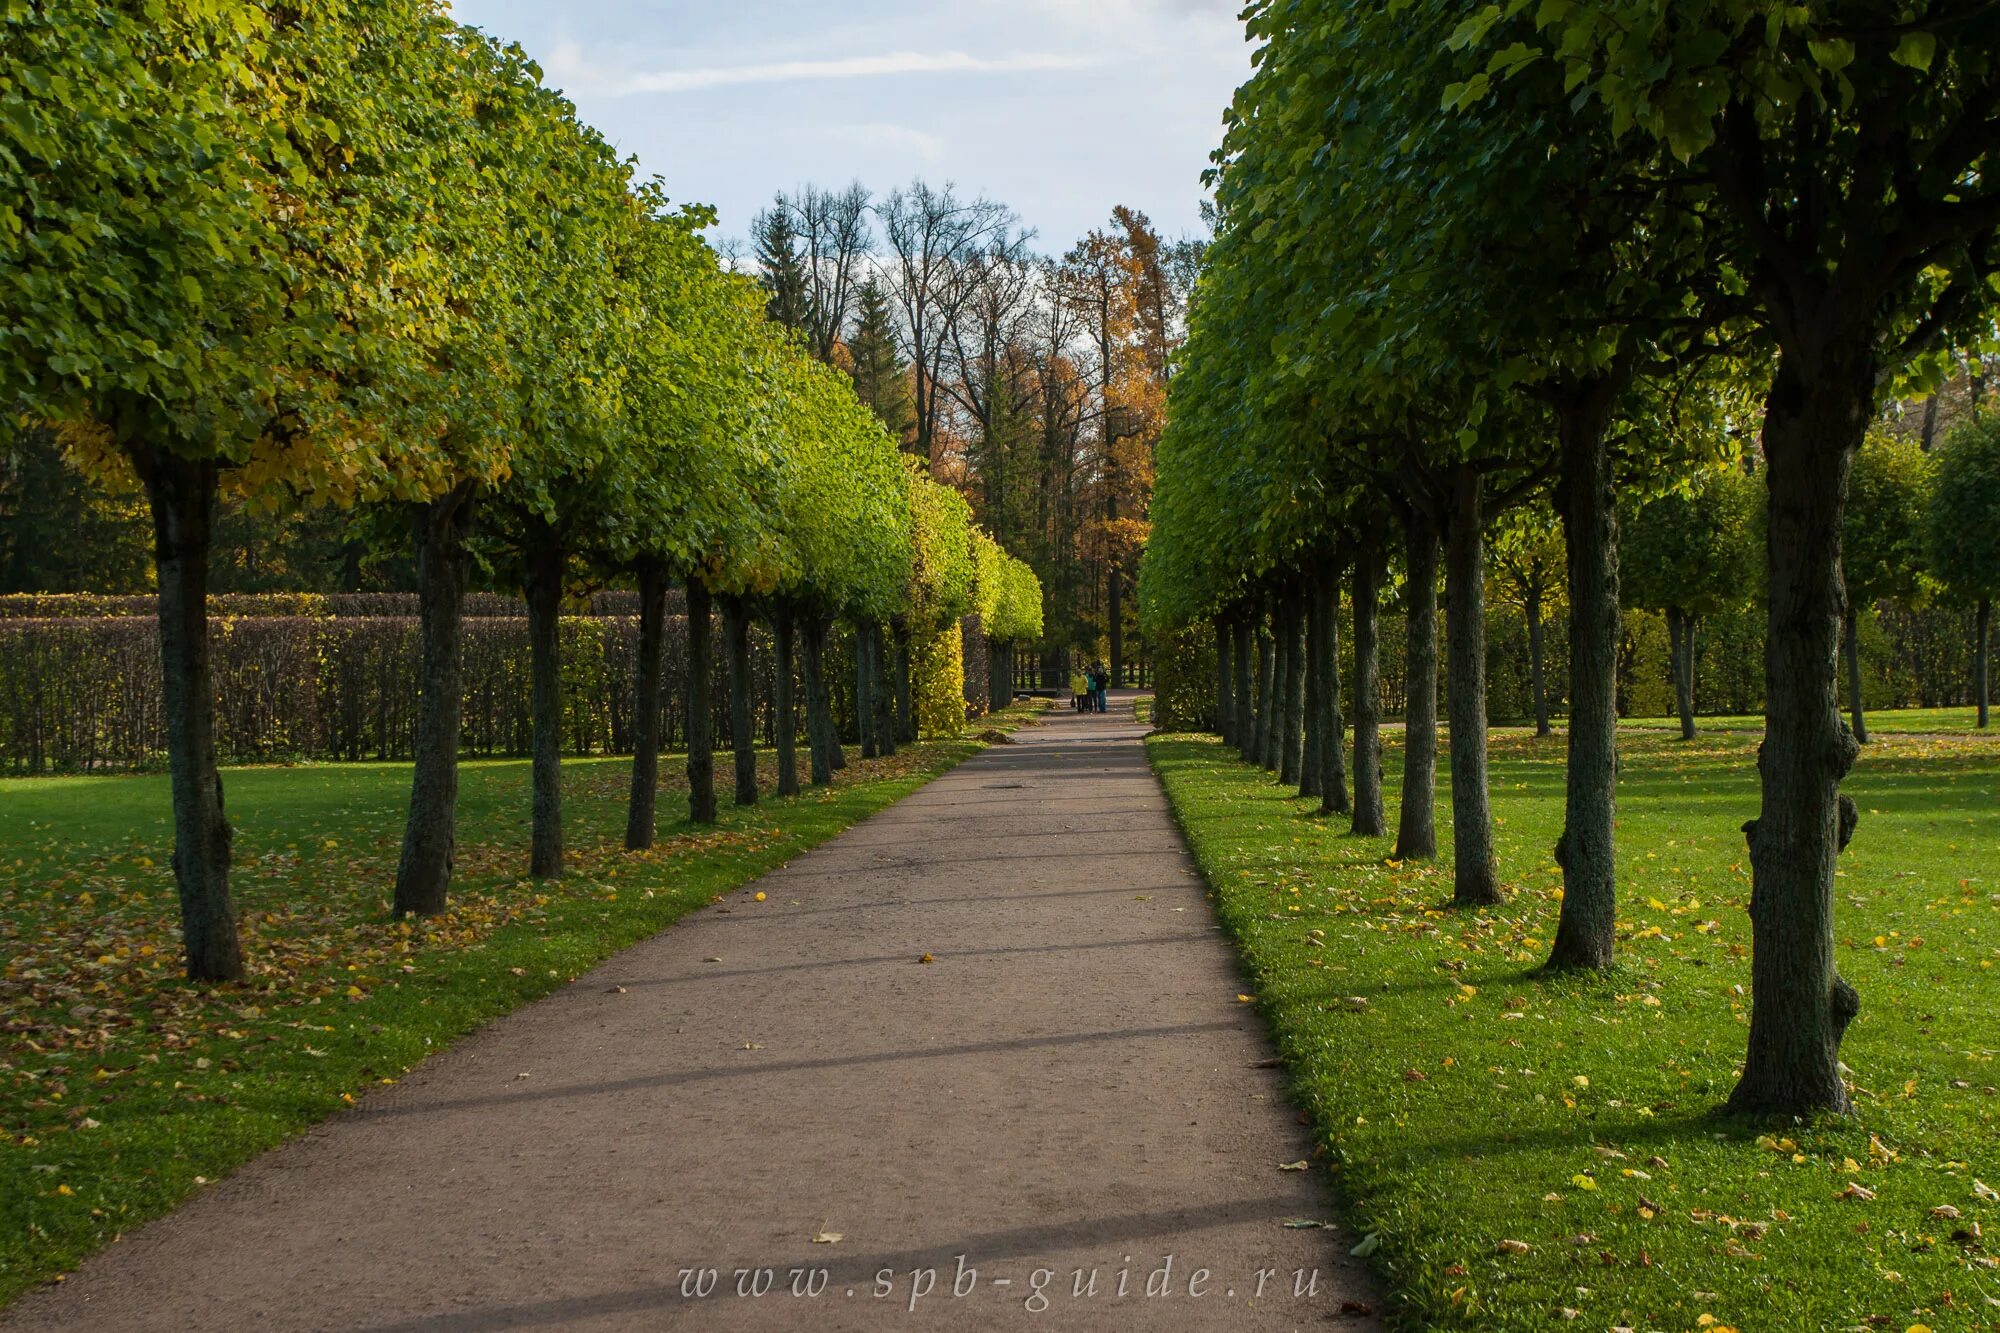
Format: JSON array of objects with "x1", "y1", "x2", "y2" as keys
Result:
[
  {"x1": 812, "y1": 123, "x2": 948, "y2": 162},
  {"x1": 575, "y1": 49, "x2": 1095, "y2": 97}
]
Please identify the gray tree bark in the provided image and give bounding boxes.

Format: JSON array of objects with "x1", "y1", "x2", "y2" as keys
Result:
[
  {"x1": 1279, "y1": 588, "x2": 1305, "y2": 786},
  {"x1": 857, "y1": 622, "x2": 879, "y2": 760},
  {"x1": 685, "y1": 580, "x2": 718, "y2": 824},
  {"x1": 1975, "y1": 598, "x2": 1991, "y2": 729},
  {"x1": 1728, "y1": 350, "x2": 1866, "y2": 1118},
  {"x1": 622, "y1": 557, "x2": 668, "y2": 851},
  {"x1": 725, "y1": 596, "x2": 758, "y2": 806},
  {"x1": 1395, "y1": 513, "x2": 1441, "y2": 861},
  {"x1": 1299, "y1": 594, "x2": 1323, "y2": 799},
  {"x1": 893, "y1": 622, "x2": 915, "y2": 744},
  {"x1": 1350, "y1": 540, "x2": 1387, "y2": 837},
  {"x1": 1215, "y1": 613, "x2": 1235, "y2": 744},
  {"x1": 774, "y1": 602, "x2": 800, "y2": 797},
  {"x1": 398, "y1": 483, "x2": 476, "y2": 910},
  {"x1": 1232, "y1": 616, "x2": 1254, "y2": 756},
  {"x1": 872, "y1": 623, "x2": 897, "y2": 756},
  {"x1": 1444, "y1": 470, "x2": 1500, "y2": 906},
  {"x1": 802, "y1": 611, "x2": 834, "y2": 786},
  {"x1": 522, "y1": 517, "x2": 565, "y2": 879},
  {"x1": 1546, "y1": 386, "x2": 1623, "y2": 972},
  {"x1": 133, "y1": 446, "x2": 242, "y2": 981},
  {"x1": 1526, "y1": 579, "x2": 1551, "y2": 737},
  {"x1": 1317, "y1": 570, "x2": 1349, "y2": 816},
  {"x1": 1843, "y1": 604, "x2": 1869, "y2": 745}
]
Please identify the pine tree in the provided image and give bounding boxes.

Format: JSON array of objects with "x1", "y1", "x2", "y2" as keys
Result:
[
  {"x1": 847, "y1": 277, "x2": 915, "y2": 446},
  {"x1": 753, "y1": 206, "x2": 808, "y2": 334}
]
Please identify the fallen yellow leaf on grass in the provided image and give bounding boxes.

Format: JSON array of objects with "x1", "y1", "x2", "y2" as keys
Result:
[{"x1": 1494, "y1": 1239, "x2": 1530, "y2": 1255}]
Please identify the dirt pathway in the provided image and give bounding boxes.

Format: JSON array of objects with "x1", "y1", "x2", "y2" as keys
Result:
[{"x1": 3, "y1": 697, "x2": 1379, "y2": 1331}]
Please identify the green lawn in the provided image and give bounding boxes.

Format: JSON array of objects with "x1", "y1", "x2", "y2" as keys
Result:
[
  {"x1": 1622, "y1": 706, "x2": 1992, "y2": 735},
  {"x1": 0, "y1": 703, "x2": 1044, "y2": 1307},
  {"x1": 1149, "y1": 725, "x2": 1999, "y2": 1332}
]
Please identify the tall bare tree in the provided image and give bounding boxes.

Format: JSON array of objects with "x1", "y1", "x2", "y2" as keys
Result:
[
  {"x1": 774, "y1": 182, "x2": 873, "y2": 365},
  {"x1": 877, "y1": 180, "x2": 1021, "y2": 465}
]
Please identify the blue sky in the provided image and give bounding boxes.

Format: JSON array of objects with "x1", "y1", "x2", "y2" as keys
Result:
[{"x1": 444, "y1": 0, "x2": 1250, "y2": 252}]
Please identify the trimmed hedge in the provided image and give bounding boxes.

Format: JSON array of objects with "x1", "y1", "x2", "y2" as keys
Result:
[{"x1": 0, "y1": 611, "x2": 792, "y2": 774}]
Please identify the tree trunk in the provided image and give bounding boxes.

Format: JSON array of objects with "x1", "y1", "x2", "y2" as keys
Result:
[
  {"x1": 873, "y1": 623, "x2": 898, "y2": 755},
  {"x1": 1444, "y1": 469, "x2": 1500, "y2": 906},
  {"x1": 1728, "y1": 349, "x2": 1867, "y2": 1119},
  {"x1": 775, "y1": 602, "x2": 800, "y2": 797},
  {"x1": 1351, "y1": 539, "x2": 1387, "y2": 837},
  {"x1": 397, "y1": 484, "x2": 476, "y2": 912},
  {"x1": 1262, "y1": 609, "x2": 1286, "y2": 773},
  {"x1": 134, "y1": 447, "x2": 242, "y2": 982},
  {"x1": 1667, "y1": 607, "x2": 1698, "y2": 741},
  {"x1": 1546, "y1": 387, "x2": 1622, "y2": 972},
  {"x1": 725, "y1": 596, "x2": 757, "y2": 806},
  {"x1": 1280, "y1": 588, "x2": 1306, "y2": 786},
  {"x1": 1215, "y1": 613, "x2": 1234, "y2": 743},
  {"x1": 1396, "y1": 512, "x2": 1441, "y2": 861},
  {"x1": 802, "y1": 611, "x2": 834, "y2": 786},
  {"x1": 1526, "y1": 580, "x2": 1550, "y2": 738},
  {"x1": 1300, "y1": 592, "x2": 1324, "y2": 800},
  {"x1": 1842, "y1": 603, "x2": 1869, "y2": 745},
  {"x1": 1232, "y1": 616, "x2": 1254, "y2": 756},
  {"x1": 1318, "y1": 570, "x2": 1349, "y2": 816},
  {"x1": 1977, "y1": 598, "x2": 1992, "y2": 729},
  {"x1": 893, "y1": 622, "x2": 915, "y2": 744},
  {"x1": 522, "y1": 518, "x2": 565, "y2": 879},
  {"x1": 857, "y1": 622, "x2": 878, "y2": 760},
  {"x1": 685, "y1": 580, "x2": 717, "y2": 824},
  {"x1": 621, "y1": 556, "x2": 669, "y2": 850},
  {"x1": 1251, "y1": 622, "x2": 1275, "y2": 765}
]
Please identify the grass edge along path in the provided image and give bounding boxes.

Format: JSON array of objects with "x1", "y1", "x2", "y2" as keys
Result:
[
  {"x1": 0, "y1": 701, "x2": 1046, "y2": 1308},
  {"x1": 1147, "y1": 727, "x2": 1999, "y2": 1333}
]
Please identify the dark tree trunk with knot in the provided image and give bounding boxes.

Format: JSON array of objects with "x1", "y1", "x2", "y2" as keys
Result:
[
  {"x1": 133, "y1": 445, "x2": 242, "y2": 982},
  {"x1": 1444, "y1": 469, "x2": 1501, "y2": 906},
  {"x1": 397, "y1": 484, "x2": 478, "y2": 912},
  {"x1": 1396, "y1": 511, "x2": 1441, "y2": 861},
  {"x1": 1547, "y1": 386, "x2": 1622, "y2": 972},
  {"x1": 1668, "y1": 607, "x2": 1699, "y2": 740},
  {"x1": 1350, "y1": 539, "x2": 1387, "y2": 837},
  {"x1": 685, "y1": 580, "x2": 718, "y2": 825},
  {"x1": 522, "y1": 517, "x2": 565, "y2": 879},
  {"x1": 1730, "y1": 347, "x2": 1870, "y2": 1119}
]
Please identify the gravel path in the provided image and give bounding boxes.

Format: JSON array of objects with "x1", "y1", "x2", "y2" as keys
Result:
[{"x1": 3, "y1": 697, "x2": 1379, "y2": 1331}]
